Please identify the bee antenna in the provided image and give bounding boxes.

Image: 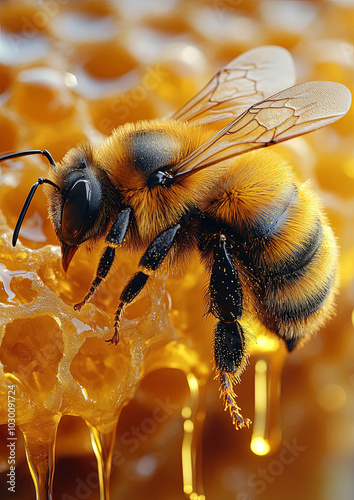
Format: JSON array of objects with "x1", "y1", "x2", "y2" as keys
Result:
[
  {"x1": 0, "y1": 149, "x2": 58, "y2": 169},
  {"x1": 12, "y1": 177, "x2": 60, "y2": 247}
]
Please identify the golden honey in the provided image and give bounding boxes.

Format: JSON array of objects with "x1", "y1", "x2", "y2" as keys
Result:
[{"x1": 0, "y1": 1, "x2": 353, "y2": 499}]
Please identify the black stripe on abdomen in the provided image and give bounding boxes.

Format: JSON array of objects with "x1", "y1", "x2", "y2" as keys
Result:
[
  {"x1": 241, "y1": 217, "x2": 323, "y2": 280},
  {"x1": 249, "y1": 184, "x2": 299, "y2": 239},
  {"x1": 271, "y1": 218, "x2": 323, "y2": 280},
  {"x1": 261, "y1": 270, "x2": 335, "y2": 321}
]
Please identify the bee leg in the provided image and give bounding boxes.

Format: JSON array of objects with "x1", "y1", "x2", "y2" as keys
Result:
[
  {"x1": 106, "y1": 272, "x2": 149, "y2": 345},
  {"x1": 214, "y1": 323, "x2": 251, "y2": 429},
  {"x1": 210, "y1": 234, "x2": 251, "y2": 429},
  {"x1": 74, "y1": 207, "x2": 131, "y2": 311},
  {"x1": 106, "y1": 224, "x2": 181, "y2": 345}
]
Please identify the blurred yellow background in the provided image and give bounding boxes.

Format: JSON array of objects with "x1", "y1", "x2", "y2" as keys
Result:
[{"x1": 0, "y1": 1, "x2": 353, "y2": 499}]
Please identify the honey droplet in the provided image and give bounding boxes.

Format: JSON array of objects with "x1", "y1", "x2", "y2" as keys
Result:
[
  {"x1": 250, "y1": 335, "x2": 287, "y2": 456},
  {"x1": 21, "y1": 415, "x2": 59, "y2": 500},
  {"x1": 87, "y1": 419, "x2": 119, "y2": 500},
  {"x1": 181, "y1": 373, "x2": 206, "y2": 498}
]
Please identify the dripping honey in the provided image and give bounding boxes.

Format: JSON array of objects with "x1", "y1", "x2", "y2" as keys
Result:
[{"x1": 0, "y1": 1, "x2": 354, "y2": 500}]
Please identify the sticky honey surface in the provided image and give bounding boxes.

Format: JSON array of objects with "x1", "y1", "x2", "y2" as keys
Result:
[{"x1": 0, "y1": 1, "x2": 353, "y2": 500}]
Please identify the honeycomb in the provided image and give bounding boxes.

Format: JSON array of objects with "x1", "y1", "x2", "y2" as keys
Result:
[{"x1": 0, "y1": 1, "x2": 353, "y2": 499}]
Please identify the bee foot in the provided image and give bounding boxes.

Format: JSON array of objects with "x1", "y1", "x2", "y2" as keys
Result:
[
  {"x1": 233, "y1": 413, "x2": 252, "y2": 430},
  {"x1": 104, "y1": 301, "x2": 125, "y2": 346},
  {"x1": 219, "y1": 372, "x2": 252, "y2": 430},
  {"x1": 223, "y1": 393, "x2": 251, "y2": 430},
  {"x1": 105, "y1": 328, "x2": 119, "y2": 346},
  {"x1": 73, "y1": 300, "x2": 86, "y2": 312},
  {"x1": 74, "y1": 279, "x2": 101, "y2": 312}
]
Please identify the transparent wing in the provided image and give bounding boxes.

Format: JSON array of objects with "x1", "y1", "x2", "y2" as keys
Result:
[
  {"x1": 174, "y1": 81, "x2": 352, "y2": 178},
  {"x1": 172, "y1": 45, "x2": 296, "y2": 125}
]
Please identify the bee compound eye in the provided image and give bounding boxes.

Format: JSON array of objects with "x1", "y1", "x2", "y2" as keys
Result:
[{"x1": 61, "y1": 179, "x2": 92, "y2": 244}]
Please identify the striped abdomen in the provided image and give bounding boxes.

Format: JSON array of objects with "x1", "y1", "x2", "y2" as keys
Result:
[{"x1": 203, "y1": 149, "x2": 338, "y2": 351}]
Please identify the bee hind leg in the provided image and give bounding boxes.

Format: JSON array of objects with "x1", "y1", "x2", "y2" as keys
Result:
[
  {"x1": 213, "y1": 321, "x2": 251, "y2": 430},
  {"x1": 209, "y1": 234, "x2": 251, "y2": 429}
]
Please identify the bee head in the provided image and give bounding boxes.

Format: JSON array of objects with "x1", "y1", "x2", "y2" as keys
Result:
[
  {"x1": 48, "y1": 144, "x2": 118, "y2": 271},
  {"x1": 54, "y1": 162, "x2": 101, "y2": 270},
  {"x1": 3, "y1": 145, "x2": 117, "y2": 272}
]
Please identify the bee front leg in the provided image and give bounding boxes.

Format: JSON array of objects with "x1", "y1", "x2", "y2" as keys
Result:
[
  {"x1": 74, "y1": 207, "x2": 131, "y2": 311},
  {"x1": 209, "y1": 234, "x2": 251, "y2": 429},
  {"x1": 106, "y1": 224, "x2": 181, "y2": 345}
]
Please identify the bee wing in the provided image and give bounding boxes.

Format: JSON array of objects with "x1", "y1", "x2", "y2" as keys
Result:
[
  {"x1": 175, "y1": 81, "x2": 352, "y2": 175},
  {"x1": 172, "y1": 45, "x2": 296, "y2": 125}
]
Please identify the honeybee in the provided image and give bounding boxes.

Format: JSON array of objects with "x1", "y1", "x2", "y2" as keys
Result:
[{"x1": 1, "y1": 46, "x2": 351, "y2": 429}]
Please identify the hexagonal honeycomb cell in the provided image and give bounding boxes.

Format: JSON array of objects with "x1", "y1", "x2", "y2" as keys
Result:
[{"x1": 0, "y1": 1, "x2": 353, "y2": 500}]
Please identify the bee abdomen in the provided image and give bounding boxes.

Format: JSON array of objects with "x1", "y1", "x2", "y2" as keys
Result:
[
  {"x1": 250, "y1": 184, "x2": 299, "y2": 239},
  {"x1": 231, "y1": 179, "x2": 339, "y2": 346},
  {"x1": 250, "y1": 217, "x2": 323, "y2": 278},
  {"x1": 255, "y1": 220, "x2": 338, "y2": 345},
  {"x1": 262, "y1": 268, "x2": 335, "y2": 321}
]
